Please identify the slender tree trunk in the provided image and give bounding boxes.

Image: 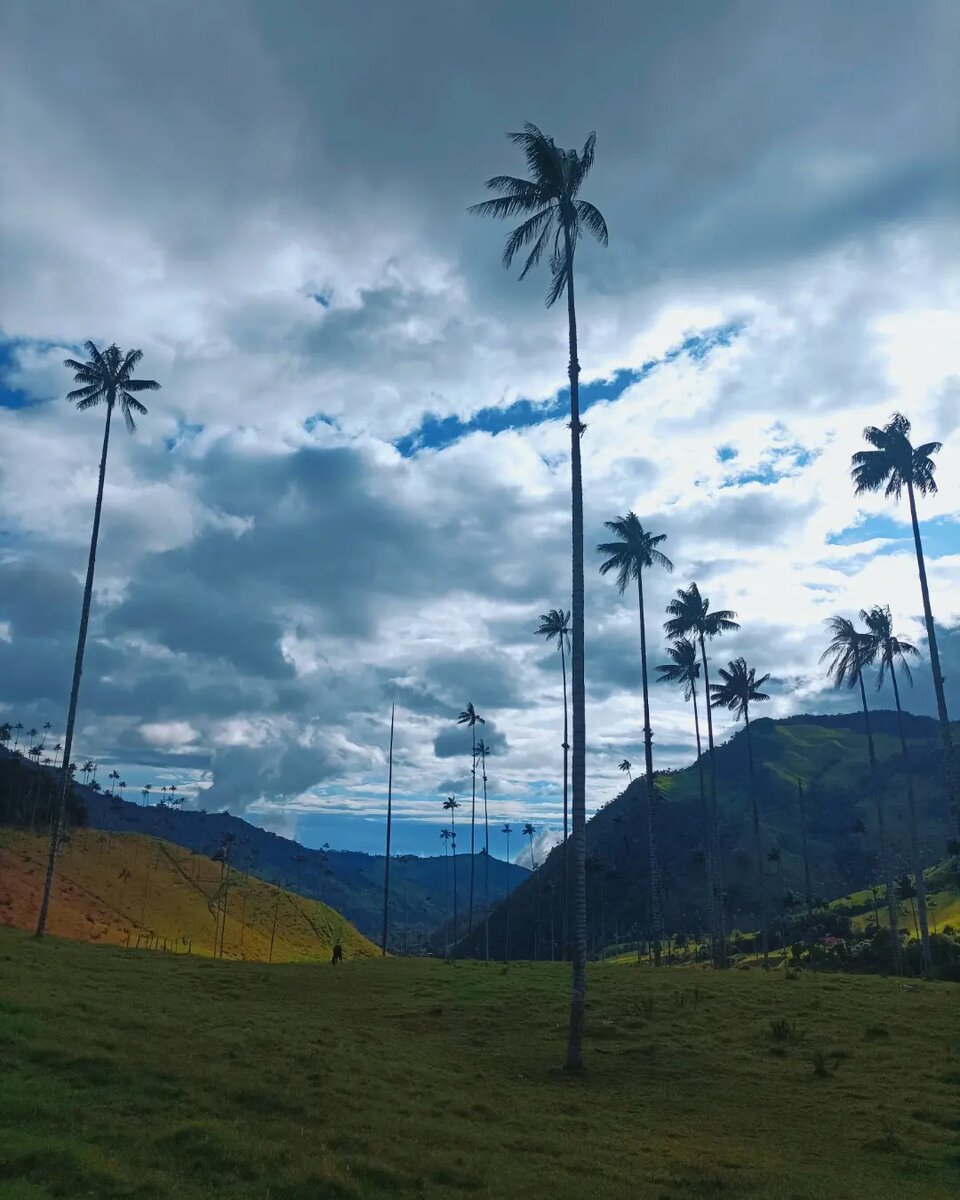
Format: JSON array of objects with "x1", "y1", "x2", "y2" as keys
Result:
[
  {"x1": 636, "y1": 570, "x2": 662, "y2": 966},
  {"x1": 797, "y1": 778, "x2": 813, "y2": 914},
  {"x1": 858, "y1": 671, "x2": 900, "y2": 970},
  {"x1": 699, "y1": 635, "x2": 726, "y2": 966},
  {"x1": 560, "y1": 638, "x2": 569, "y2": 961},
  {"x1": 890, "y1": 667, "x2": 931, "y2": 976},
  {"x1": 469, "y1": 724, "x2": 476, "y2": 937},
  {"x1": 563, "y1": 228, "x2": 588, "y2": 1072},
  {"x1": 381, "y1": 702, "x2": 395, "y2": 956},
  {"x1": 743, "y1": 709, "x2": 768, "y2": 964},
  {"x1": 907, "y1": 480, "x2": 959, "y2": 832},
  {"x1": 442, "y1": 842, "x2": 450, "y2": 957},
  {"x1": 36, "y1": 400, "x2": 115, "y2": 937},
  {"x1": 482, "y1": 751, "x2": 490, "y2": 962},
  {"x1": 451, "y1": 815, "x2": 458, "y2": 949},
  {"x1": 691, "y1": 684, "x2": 716, "y2": 951}
]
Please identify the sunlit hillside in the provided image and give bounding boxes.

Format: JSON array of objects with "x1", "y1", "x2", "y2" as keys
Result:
[{"x1": 0, "y1": 829, "x2": 377, "y2": 962}]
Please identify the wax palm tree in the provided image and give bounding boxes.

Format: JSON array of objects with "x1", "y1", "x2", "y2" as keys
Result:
[
  {"x1": 852, "y1": 412, "x2": 957, "y2": 822},
  {"x1": 598, "y1": 512, "x2": 673, "y2": 965},
  {"x1": 710, "y1": 657, "x2": 771, "y2": 964},
  {"x1": 862, "y1": 604, "x2": 930, "y2": 974},
  {"x1": 523, "y1": 821, "x2": 540, "y2": 959},
  {"x1": 439, "y1": 827, "x2": 452, "y2": 956},
  {"x1": 664, "y1": 582, "x2": 739, "y2": 965},
  {"x1": 820, "y1": 615, "x2": 900, "y2": 963},
  {"x1": 456, "y1": 701, "x2": 485, "y2": 937},
  {"x1": 618, "y1": 759, "x2": 632, "y2": 781},
  {"x1": 536, "y1": 608, "x2": 571, "y2": 957},
  {"x1": 656, "y1": 637, "x2": 715, "y2": 946},
  {"x1": 381, "y1": 701, "x2": 396, "y2": 957},
  {"x1": 472, "y1": 122, "x2": 607, "y2": 1069},
  {"x1": 501, "y1": 822, "x2": 514, "y2": 959},
  {"x1": 443, "y1": 796, "x2": 461, "y2": 946},
  {"x1": 36, "y1": 344, "x2": 160, "y2": 938}
]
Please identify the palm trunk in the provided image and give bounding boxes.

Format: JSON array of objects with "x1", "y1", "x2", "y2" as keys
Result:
[
  {"x1": 563, "y1": 226, "x2": 588, "y2": 1072},
  {"x1": 469, "y1": 724, "x2": 477, "y2": 938},
  {"x1": 636, "y1": 570, "x2": 662, "y2": 966},
  {"x1": 858, "y1": 670, "x2": 900, "y2": 970},
  {"x1": 691, "y1": 684, "x2": 716, "y2": 951},
  {"x1": 560, "y1": 637, "x2": 570, "y2": 961},
  {"x1": 907, "y1": 480, "x2": 959, "y2": 832},
  {"x1": 699, "y1": 635, "x2": 726, "y2": 965},
  {"x1": 743, "y1": 708, "x2": 768, "y2": 964},
  {"x1": 451, "y1": 816, "x2": 458, "y2": 949},
  {"x1": 381, "y1": 702, "x2": 395, "y2": 956},
  {"x1": 442, "y1": 842, "x2": 450, "y2": 957},
  {"x1": 890, "y1": 667, "x2": 931, "y2": 976},
  {"x1": 797, "y1": 778, "x2": 813, "y2": 913},
  {"x1": 36, "y1": 398, "x2": 115, "y2": 937},
  {"x1": 482, "y1": 750, "x2": 490, "y2": 963}
]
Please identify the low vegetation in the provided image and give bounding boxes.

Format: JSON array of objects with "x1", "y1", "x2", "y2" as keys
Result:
[{"x1": 1, "y1": 929, "x2": 958, "y2": 1199}]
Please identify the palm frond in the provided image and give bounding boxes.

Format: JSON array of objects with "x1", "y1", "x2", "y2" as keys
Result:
[
  {"x1": 120, "y1": 348, "x2": 144, "y2": 375},
  {"x1": 545, "y1": 247, "x2": 569, "y2": 308},
  {"x1": 468, "y1": 194, "x2": 545, "y2": 220},
  {"x1": 576, "y1": 200, "x2": 608, "y2": 245},
  {"x1": 502, "y1": 207, "x2": 554, "y2": 270},
  {"x1": 66, "y1": 384, "x2": 104, "y2": 404},
  {"x1": 122, "y1": 377, "x2": 160, "y2": 392}
]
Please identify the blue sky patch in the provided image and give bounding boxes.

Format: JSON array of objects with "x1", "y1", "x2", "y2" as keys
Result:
[{"x1": 394, "y1": 321, "x2": 744, "y2": 457}]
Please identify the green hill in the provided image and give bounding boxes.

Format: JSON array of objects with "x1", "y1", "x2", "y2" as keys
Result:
[{"x1": 466, "y1": 711, "x2": 958, "y2": 960}]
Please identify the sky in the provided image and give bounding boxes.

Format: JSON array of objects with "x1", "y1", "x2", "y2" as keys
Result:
[{"x1": 1, "y1": 1, "x2": 958, "y2": 860}]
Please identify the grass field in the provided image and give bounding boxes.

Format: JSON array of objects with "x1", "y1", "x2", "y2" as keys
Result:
[
  {"x1": 1, "y1": 930, "x2": 958, "y2": 1199},
  {"x1": 0, "y1": 830, "x2": 377, "y2": 962}
]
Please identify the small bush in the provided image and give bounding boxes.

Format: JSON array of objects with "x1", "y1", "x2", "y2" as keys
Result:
[
  {"x1": 770, "y1": 1018, "x2": 799, "y2": 1043},
  {"x1": 864, "y1": 1024, "x2": 889, "y2": 1041}
]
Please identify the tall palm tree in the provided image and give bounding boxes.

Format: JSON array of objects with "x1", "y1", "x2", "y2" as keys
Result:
[
  {"x1": 709, "y1": 657, "x2": 771, "y2": 964},
  {"x1": 472, "y1": 122, "x2": 607, "y2": 1070},
  {"x1": 501, "y1": 822, "x2": 514, "y2": 960},
  {"x1": 36, "y1": 343, "x2": 159, "y2": 938},
  {"x1": 536, "y1": 608, "x2": 571, "y2": 956},
  {"x1": 477, "y1": 737, "x2": 492, "y2": 962},
  {"x1": 456, "y1": 701, "x2": 485, "y2": 937},
  {"x1": 664, "y1": 583, "x2": 739, "y2": 964},
  {"x1": 796, "y1": 777, "x2": 814, "y2": 915},
  {"x1": 852, "y1": 412, "x2": 957, "y2": 827},
  {"x1": 443, "y1": 796, "x2": 461, "y2": 946},
  {"x1": 862, "y1": 604, "x2": 930, "y2": 975},
  {"x1": 656, "y1": 637, "x2": 715, "y2": 948},
  {"x1": 598, "y1": 512, "x2": 673, "y2": 965},
  {"x1": 820, "y1": 615, "x2": 900, "y2": 965},
  {"x1": 618, "y1": 759, "x2": 632, "y2": 781},
  {"x1": 523, "y1": 821, "x2": 540, "y2": 960},
  {"x1": 523, "y1": 822, "x2": 537, "y2": 870}
]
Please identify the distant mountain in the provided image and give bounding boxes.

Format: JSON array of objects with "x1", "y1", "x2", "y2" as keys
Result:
[
  {"x1": 0, "y1": 748, "x2": 529, "y2": 946},
  {"x1": 462, "y1": 711, "x2": 958, "y2": 960},
  {"x1": 0, "y1": 828, "x2": 377, "y2": 961}
]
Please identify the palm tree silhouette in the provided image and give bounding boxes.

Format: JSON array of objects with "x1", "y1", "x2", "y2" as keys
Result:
[
  {"x1": 862, "y1": 604, "x2": 930, "y2": 975},
  {"x1": 536, "y1": 608, "x2": 571, "y2": 957},
  {"x1": 618, "y1": 759, "x2": 632, "y2": 781},
  {"x1": 456, "y1": 701, "x2": 485, "y2": 938},
  {"x1": 501, "y1": 823, "x2": 513, "y2": 864},
  {"x1": 820, "y1": 614, "x2": 900, "y2": 966},
  {"x1": 664, "y1": 582, "x2": 739, "y2": 965},
  {"x1": 598, "y1": 512, "x2": 673, "y2": 965},
  {"x1": 443, "y1": 795, "x2": 461, "y2": 947},
  {"x1": 36, "y1": 343, "x2": 160, "y2": 938},
  {"x1": 710, "y1": 657, "x2": 771, "y2": 965},
  {"x1": 472, "y1": 123, "x2": 607, "y2": 1070},
  {"x1": 439, "y1": 828, "x2": 452, "y2": 956},
  {"x1": 852, "y1": 412, "x2": 957, "y2": 821},
  {"x1": 656, "y1": 637, "x2": 714, "y2": 945}
]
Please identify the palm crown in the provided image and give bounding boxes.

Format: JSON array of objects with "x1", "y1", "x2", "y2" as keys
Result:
[
  {"x1": 851, "y1": 412, "x2": 941, "y2": 500},
  {"x1": 536, "y1": 608, "x2": 570, "y2": 651},
  {"x1": 663, "y1": 583, "x2": 739, "y2": 642},
  {"x1": 709, "y1": 658, "x2": 770, "y2": 721},
  {"x1": 469, "y1": 122, "x2": 608, "y2": 306},
  {"x1": 820, "y1": 616, "x2": 872, "y2": 689},
  {"x1": 655, "y1": 637, "x2": 702, "y2": 700},
  {"x1": 64, "y1": 342, "x2": 160, "y2": 432},
  {"x1": 597, "y1": 513, "x2": 673, "y2": 593},
  {"x1": 860, "y1": 604, "x2": 919, "y2": 690},
  {"x1": 618, "y1": 759, "x2": 631, "y2": 773},
  {"x1": 457, "y1": 702, "x2": 485, "y2": 729}
]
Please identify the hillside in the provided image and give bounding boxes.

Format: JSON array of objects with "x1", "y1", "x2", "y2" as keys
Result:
[
  {"x1": 465, "y1": 711, "x2": 959, "y2": 959},
  {"x1": 0, "y1": 828, "x2": 377, "y2": 962},
  {"x1": 3, "y1": 931, "x2": 958, "y2": 1199},
  {"x1": 0, "y1": 748, "x2": 529, "y2": 945}
]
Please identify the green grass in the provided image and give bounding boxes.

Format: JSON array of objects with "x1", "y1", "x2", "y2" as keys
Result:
[{"x1": 1, "y1": 930, "x2": 958, "y2": 1199}]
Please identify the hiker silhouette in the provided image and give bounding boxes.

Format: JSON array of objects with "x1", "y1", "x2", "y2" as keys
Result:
[{"x1": 331, "y1": 942, "x2": 343, "y2": 965}]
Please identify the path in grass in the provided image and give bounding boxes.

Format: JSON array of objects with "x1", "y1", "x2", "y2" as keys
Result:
[{"x1": 0, "y1": 930, "x2": 957, "y2": 1199}]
